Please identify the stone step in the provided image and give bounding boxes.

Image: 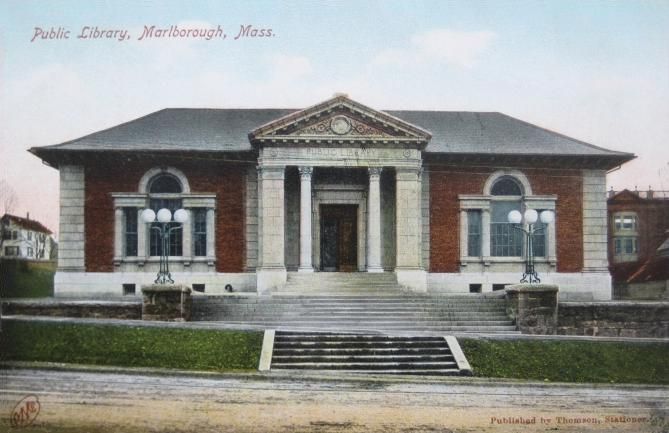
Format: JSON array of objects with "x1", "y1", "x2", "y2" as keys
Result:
[
  {"x1": 234, "y1": 322, "x2": 519, "y2": 332},
  {"x1": 268, "y1": 331, "x2": 472, "y2": 376}
]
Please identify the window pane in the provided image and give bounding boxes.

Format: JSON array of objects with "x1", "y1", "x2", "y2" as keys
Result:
[
  {"x1": 124, "y1": 208, "x2": 138, "y2": 257},
  {"x1": 467, "y1": 210, "x2": 481, "y2": 257},
  {"x1": 491, "y1": 201, "x2": 522, "y2": 257},
  {"x1": 149, "y1": 199, "x2": 183, "y2": 256},
  {"x1": 193, "y1": 209, "x2": 207, "y2": 257},
  {"x1": 532, "y1": 221, "x2": 547, "y2": 257},
  {"x1": 491, "y1": 177, "x2": 522, "y2": 196},
  {"x1": 615, "y1": 238, "x2": 622, "y2": 254},
  {"x1": 149, "y1": 174, "x2": 182, "y2": 193}
]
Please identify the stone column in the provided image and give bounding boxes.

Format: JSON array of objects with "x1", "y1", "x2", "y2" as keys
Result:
[
  {"x1": 395, "y1": 167, "x2": 426, "y2": 291},
  {"x1": 367, "y1": 167, "x2": 383, "y2": 272},
  {"x1": 298, "y1": 166, "x2": 314, "y2": 272},
  {"x1": 459, "y1": 209, "x2": 468, "y2": 262},
  {"x1": 257, "y1": 165, "x2": 287, "y2": 293}
]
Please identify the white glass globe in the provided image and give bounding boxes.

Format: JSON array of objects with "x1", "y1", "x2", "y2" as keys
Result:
[
  {"x1": 507, "y1": 210, "x2": 522, "y2": 224},
  {"x1": 173, "y1": 209, "x2": 189, "y2": 223},
  {"x1": 540, "y1": 210, "x2": 555, "y2": 224},
  {"x1": 141, "y1": 208, "x2": 156, "y2": 223},
  {"x1": 524, "y1": 209, "x2": 538, "y2": 224},
  {"x1": 156, "y1": 208, "x2": 172, "y2": 223}
]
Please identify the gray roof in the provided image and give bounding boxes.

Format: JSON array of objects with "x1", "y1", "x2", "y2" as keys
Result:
[{"x1": 31, "y1": 107, "x2": 633, "y2": 161}]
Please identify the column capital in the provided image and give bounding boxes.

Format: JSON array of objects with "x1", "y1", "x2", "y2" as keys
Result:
[
  {"x1": 257, "y1": 165, "x2": 285, "y2": 180},
  {"x1": 396, "y1": 166, "x2": 422, "y2": 180},
  {"x1": 368, "y1": 167, "x2": 383, "y2": 178},
  {"x1": 298, "y1": 166, "x2": 313, "y2": 179}
]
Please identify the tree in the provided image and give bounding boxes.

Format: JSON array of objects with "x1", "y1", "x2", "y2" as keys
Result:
[
  {"x1": 0, "y1": 179, "x2": 19, "y2": 251},
  {"x1": 34, "y1": 232, "x2": 47, "y2": 259}
]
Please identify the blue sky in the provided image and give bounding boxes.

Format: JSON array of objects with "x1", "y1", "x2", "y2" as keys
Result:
[{"x1": 1, "y1": 0, "x2": 668, "y2": 233}]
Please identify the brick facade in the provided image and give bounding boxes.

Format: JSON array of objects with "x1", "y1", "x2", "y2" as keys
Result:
[
  {"x1": 607, "y1": 190, "x2": 669, "y2": 284},
  {"x1": 429, "y1": 166, "x2": 583, "y2": 273},
  {"x1": 84, "y1": 159, "x2": 247, "y2": 273}
]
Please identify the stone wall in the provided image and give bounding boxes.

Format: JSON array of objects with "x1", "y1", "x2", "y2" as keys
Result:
[
  {"x1": 58, "y1": 165, "x2": 86, "y2": 272},
  {"x1": 505, "y1": 284, "x2": 559, "y2": 334},
  {"x1": 558, "y1": 302, "x2": 669, "y2": 338},
  {"x1": 2, "y1": 299, "x2": 141, "y2": 319}
]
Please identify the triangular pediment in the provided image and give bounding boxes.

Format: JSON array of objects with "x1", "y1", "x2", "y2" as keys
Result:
[
  {"x1": 609, "y1": 189, "x2": 644, "y2": 203},
  {"x1": 249, "y1": 95, "x2": 431, "y2": 148}
]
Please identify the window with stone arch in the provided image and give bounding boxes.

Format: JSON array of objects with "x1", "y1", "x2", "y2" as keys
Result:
[
  {"x1": 115, "y1": 166, "x2": 216, "y2": 266},
  {"x1": 489, "y1": 176, "x2": 525, "y2": 257},
  {"x1": 460, "y1": 170, "x2": 555, "y2": 264},
  {"x1": 147, "y1": 173, "x2": 184, "y2": 256}
]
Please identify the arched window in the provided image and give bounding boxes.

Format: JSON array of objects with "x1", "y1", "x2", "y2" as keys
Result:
[
  {"x1": 148, "y1": 174, "x2": 183, "y2": 256},
  {"x1": 490, "y1": 176, "x2": 523, "y2": 196},
  {"x1": 490, "y1": 177, "x2": 523, "y2": 257},
  {"x1": 149, "y1": 174, "x2": 182, "y2": 193}
]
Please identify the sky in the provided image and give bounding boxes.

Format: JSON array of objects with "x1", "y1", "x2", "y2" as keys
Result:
[{"x1": 1, "y1": 0, "x2": 668, "y2": 236}]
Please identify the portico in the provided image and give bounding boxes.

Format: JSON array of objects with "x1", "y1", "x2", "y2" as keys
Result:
[{"x1": 250, "y1": 97, "x2": 431, "y2": 293}]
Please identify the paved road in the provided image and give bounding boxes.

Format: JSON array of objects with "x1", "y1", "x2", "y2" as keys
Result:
[{"x1": 1, "y1": 368, "x2": 668, "y2": 433}]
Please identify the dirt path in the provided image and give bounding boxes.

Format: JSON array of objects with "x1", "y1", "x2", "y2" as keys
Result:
[{"x1": 1, "y1": 368, "x2": 668, "y2": 432}]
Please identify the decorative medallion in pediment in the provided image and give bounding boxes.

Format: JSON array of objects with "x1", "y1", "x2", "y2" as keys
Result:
[{"x1": 288, "y1": 114, "x2": 404, "y2": 138}]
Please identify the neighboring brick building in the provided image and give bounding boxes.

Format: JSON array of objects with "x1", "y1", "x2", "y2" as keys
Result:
[
  {"x1": 1, "y1": 213, "x2": 54, "y2": 260},
  {"x1": 29, "y1": 95, "x2": 634, "y2": 299},
  {"x1": 607, "y1": 189, "x2": 669, "y2": 298}
]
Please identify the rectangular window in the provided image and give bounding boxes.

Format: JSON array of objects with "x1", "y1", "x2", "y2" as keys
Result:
[
  {"x1": 4, "y1": 246, "x2": 19, "y2": 256},
  {"x1": 149, "y1": 199, "x2": 183, "y2": 256},
  {"x1": 467, "y1": 210, "x2": 481, "y2": 257},
  {"x1": 193, "y1": 209, "x2": 207, "y2": 257},
  {"x1": 491, "y1": 201, "x2": 523, "y2": 257},
  {"x1": 27, "y1": 231, "x2": 32, "y2": 240},
  {"x1": 125, "y1": 208, "x2": 138, "y2": 257},
  {"x1": 27, "y1": 247, "x2": 33, "y2": 257},
  {"x1": 122, "y1": 283, "x2": 136, "y2": 296},
  {"x1": 614, "y1": 238, "x2": 622, "y2": 255},
  {"x1": 624, "y1": 238, "x2": 638, "y2": 254},
  {"x1": 1, "y1": 230, "x2": 10, "y2": 240},
  {"x1": 532, "y1": 212, "x2": 547, "y2": 257},
  {"x1": 12, "y1": 231, "x2": 18, "y2": 240},
  {"x1": 614, "y1": 214, "x2": 638, "y2": 232}
]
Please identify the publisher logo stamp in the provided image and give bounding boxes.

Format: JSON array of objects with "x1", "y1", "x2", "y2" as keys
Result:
[{"x1": 10, "y1": 395, "x2": 40, "y2": 428}]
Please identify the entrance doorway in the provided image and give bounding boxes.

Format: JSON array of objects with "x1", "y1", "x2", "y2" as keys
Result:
[{"x1": 320, "y1": 205, "x2": 358, "y2": 272}]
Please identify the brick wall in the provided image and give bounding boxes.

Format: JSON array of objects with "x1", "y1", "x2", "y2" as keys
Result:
[
  {"x1": 84, "y1": 160, "x2": 247, "y2": 273},
  {"x1": 429, "y1": 166, "x2": 583, "y2": 273}
]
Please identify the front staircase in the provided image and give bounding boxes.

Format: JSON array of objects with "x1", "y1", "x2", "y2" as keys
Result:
[
  {"x1": 192, "y1": 272, "x2": 518, "y2": 334},
  {"x1": 268, "y1": 331, "x2": 471, "y2": 375}
]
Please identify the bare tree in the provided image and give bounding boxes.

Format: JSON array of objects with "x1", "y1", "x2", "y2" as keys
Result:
[
  {"x1": 0, "y1": 179, "x2": 19, "y2": 251},
  {"x1": 34, "y1": 232, "x2": 47, "y2": 259},
  {"x1": 0, "y1": 179, "x2": 18, "y2": 215}
]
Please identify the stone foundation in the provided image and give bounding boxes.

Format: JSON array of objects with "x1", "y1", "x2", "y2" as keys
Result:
[
  {"x1": 141, "y1": 284, "x2": 192, "y2": 321},
  {"x1": 505, "y1": 284, "x2": 559, "y2": 335},
  {"x1": 1, "y1": 299, "x2": 141, "y2": 319}
]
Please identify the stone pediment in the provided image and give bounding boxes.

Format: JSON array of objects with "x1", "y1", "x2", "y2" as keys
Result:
[{"x1": 249, "y1": 94, "x2": 431, "y2": 148}]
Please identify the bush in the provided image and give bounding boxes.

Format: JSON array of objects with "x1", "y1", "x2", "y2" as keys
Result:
[{"x1": 0, "y1": 259, "x2": 55, "y2": 298}]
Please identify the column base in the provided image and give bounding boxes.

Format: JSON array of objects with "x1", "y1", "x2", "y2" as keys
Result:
[
  {"x1": 395, "y1": 269, "x2": 427, "y2": 292},
  {"x1": 366, "y1": 266, "x2": 384, "y2": 273},
  {"x1": 298, "y1": 266, "x2": 315, "y2": 273},
  {"x1": 256, "y1": 268, "x2": 287, "y2": 294}
]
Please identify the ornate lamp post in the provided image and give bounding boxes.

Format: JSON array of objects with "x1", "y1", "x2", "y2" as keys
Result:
[
  {"x1": 141, "y1": 207, "x2": 189, "y2": 284},
  {"x1": 507, "y1": 209, "x2": 554, "y2": 284}
]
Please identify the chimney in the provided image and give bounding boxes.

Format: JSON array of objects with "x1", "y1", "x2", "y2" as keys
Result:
[
  {"x1": 26, "y1": 212, "x2": 30, "y2": 220},
  {"x1": 647, "y1": 186, "x2": 654, "y2": 199}
]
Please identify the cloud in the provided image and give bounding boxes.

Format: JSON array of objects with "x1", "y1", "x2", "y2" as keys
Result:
[
  {"x1": 372, "y1": 29, "x2": 496, "y2": 69},
  {"x1": 268, "y1": 53, "x2": 313, "y2": 82}
]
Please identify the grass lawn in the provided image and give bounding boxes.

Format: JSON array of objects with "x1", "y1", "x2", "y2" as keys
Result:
[
  {"x1": 0, "y1": 259, "x2": 55, "y2": 298},
  {"x1": 0, "y1": 321, "x2": 264, "y2": 372},
  {"x1": 461, "y1": 338, "x2": 669, "y2": 384}
]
